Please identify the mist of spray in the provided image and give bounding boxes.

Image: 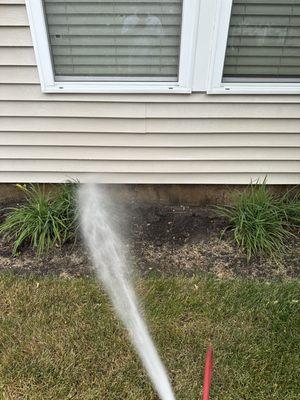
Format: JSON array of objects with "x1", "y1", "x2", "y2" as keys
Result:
[{"x1": 78, "y1": 183, "x2": 175, "y2": 400}]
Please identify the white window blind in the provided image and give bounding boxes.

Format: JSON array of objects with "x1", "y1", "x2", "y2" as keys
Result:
[
  {"x1": 43, "y1": 0, "x2": 183, "y2": 81},
  {"x1": 223, "y1": 0, "x2": 300, "y2": 82}
]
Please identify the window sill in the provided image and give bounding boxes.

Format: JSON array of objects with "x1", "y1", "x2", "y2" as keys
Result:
[
  {"x1": 208, "y1": 84, "x2": 300, "y2": 95},
  {"x1": 42, "y1": 82, "x2": 192, "y2": 94}
]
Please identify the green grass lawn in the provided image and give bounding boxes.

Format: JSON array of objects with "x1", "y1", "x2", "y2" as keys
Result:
[{"x1": 0, "y1": 274, "x2": 299, "y2": 400}]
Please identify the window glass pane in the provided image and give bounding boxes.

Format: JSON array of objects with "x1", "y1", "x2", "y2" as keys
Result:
[
  {"x1": 223, "y1": 0, "x2": 300, "y2": 82},
  {"x1": 43, "y1": 0, "x2": 183, "y2": 81}
]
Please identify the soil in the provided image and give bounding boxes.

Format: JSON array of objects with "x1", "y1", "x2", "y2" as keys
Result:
[{"x1": 0, "y1": 203, "x2": 299, "y2": 280}]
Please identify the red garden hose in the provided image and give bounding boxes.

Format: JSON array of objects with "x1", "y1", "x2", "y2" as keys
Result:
[{"x1": 202, "y1": 347, "x2": 213, "y2": 400}]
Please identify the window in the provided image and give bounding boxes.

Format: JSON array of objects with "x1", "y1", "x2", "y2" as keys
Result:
[
  {"x1": 26, "y1": 0, "x2": 300, "y2": 94},
  {"x1": 209, "y1": 0, "x2": 300, "y2": 93},
  {"x1": 46, "y1": 1, "x2": 182, "y2": 82},
  {"x1": 223, "y1": 0, "x2": 300, "y2": 83},
  {"x1": 26, "y1": 0, "x2": 200, "y2": 93}
]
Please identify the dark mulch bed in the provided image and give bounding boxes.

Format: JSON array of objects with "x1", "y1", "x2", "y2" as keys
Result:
[{"x1": 0, "y1": 203, "x2": 299, "y2": 279}]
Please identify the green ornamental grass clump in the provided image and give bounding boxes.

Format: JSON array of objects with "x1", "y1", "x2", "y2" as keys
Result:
[
  {"x1": 217, "y1": 181, "x2": 300, "y2": 260},
  {"x1": 0, "y1": 183, "x2": 78, "y2": 255}
]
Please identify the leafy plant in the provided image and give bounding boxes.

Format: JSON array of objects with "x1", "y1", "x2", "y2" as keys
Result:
[
  {"x1": 0, "y1": 183, "x2": 78, "y2": 255},
  {"x1": 279, "y1": 190, "x2": 300, "y2": 229},
  {"x1": 216, "y1": 181, "x2": 300, "y2": 260}
]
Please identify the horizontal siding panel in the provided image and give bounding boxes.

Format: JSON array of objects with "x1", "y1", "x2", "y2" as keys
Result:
[
  {"x1": 0, "y1": 67, "x2": 39, "y2": 83},
  {"x1": 0, "y1": 47, "x2": 36, "y2": 65},
  {"x1": 1, "y1": 101, "x2": 300, "y2": 119},
  {"x1": 0, "y1": 146, "x2": 298, "y2": 161},
  {"x1": 1, "y1": 172, "x2": 299, "y2": 185},
  {"x1": 2, "y1": 84, "x2": 300, "y2": 104},
  {"x1": 147, "y1": 118, "x2": 300, "y2": 133},
  {"x1": 0, "y1": 27, "x2": 32, "y2": 46},
  {"x1": 1, "y1": 132, "x2": 299, "y2": 148},
  {"x1": 147, "y1": 103, "x2": 300, "y2": 119},
  {"x1": 0, "y1": 160, "x2": 298, "y2": 173},
  {"x1": 0, "y1": 101, "x2": 146, "y2": 118},
  {"x1": 0, "y1": 5, "x2": 28, "y2": 26},
  {"x1": 2, "y1": 117, "x2": 300, "y2": 133},
  {"x1": 0, "y1": 117, "x2": 146, "y2": 132}
]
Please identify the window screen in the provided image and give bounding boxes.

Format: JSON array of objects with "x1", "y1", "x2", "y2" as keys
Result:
[
  {"x1": 223, "y1": 0, "x2": 300, "y2": 82},
  {"x1": 43, "y1": 0, "x2": 183, "y2": 81}
]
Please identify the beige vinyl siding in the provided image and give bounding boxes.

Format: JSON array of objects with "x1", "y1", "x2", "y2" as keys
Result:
[{"x1": 0, "y1": 1, "x2": 299, "y2": 184}]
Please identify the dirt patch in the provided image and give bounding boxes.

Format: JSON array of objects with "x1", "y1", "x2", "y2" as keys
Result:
[{"x1": 0, "y1": 204, "x2": 299, "y2": 280}]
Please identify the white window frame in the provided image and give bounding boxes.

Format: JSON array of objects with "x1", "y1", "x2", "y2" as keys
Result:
[
  {"x1": 207, "y1": 0, "x2": 300, "y2": 94},
  {"x1": 25, "y1": 0, "x2": 200, "y2": 94}
]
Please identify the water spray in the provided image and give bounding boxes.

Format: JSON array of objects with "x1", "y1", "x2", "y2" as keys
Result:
[
  {"x1": 79, "y1": 184, "x2": 175, "y2": 400},
  {"x1": 79, "y1": 184, "x2": 214, "y2": 400}
]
